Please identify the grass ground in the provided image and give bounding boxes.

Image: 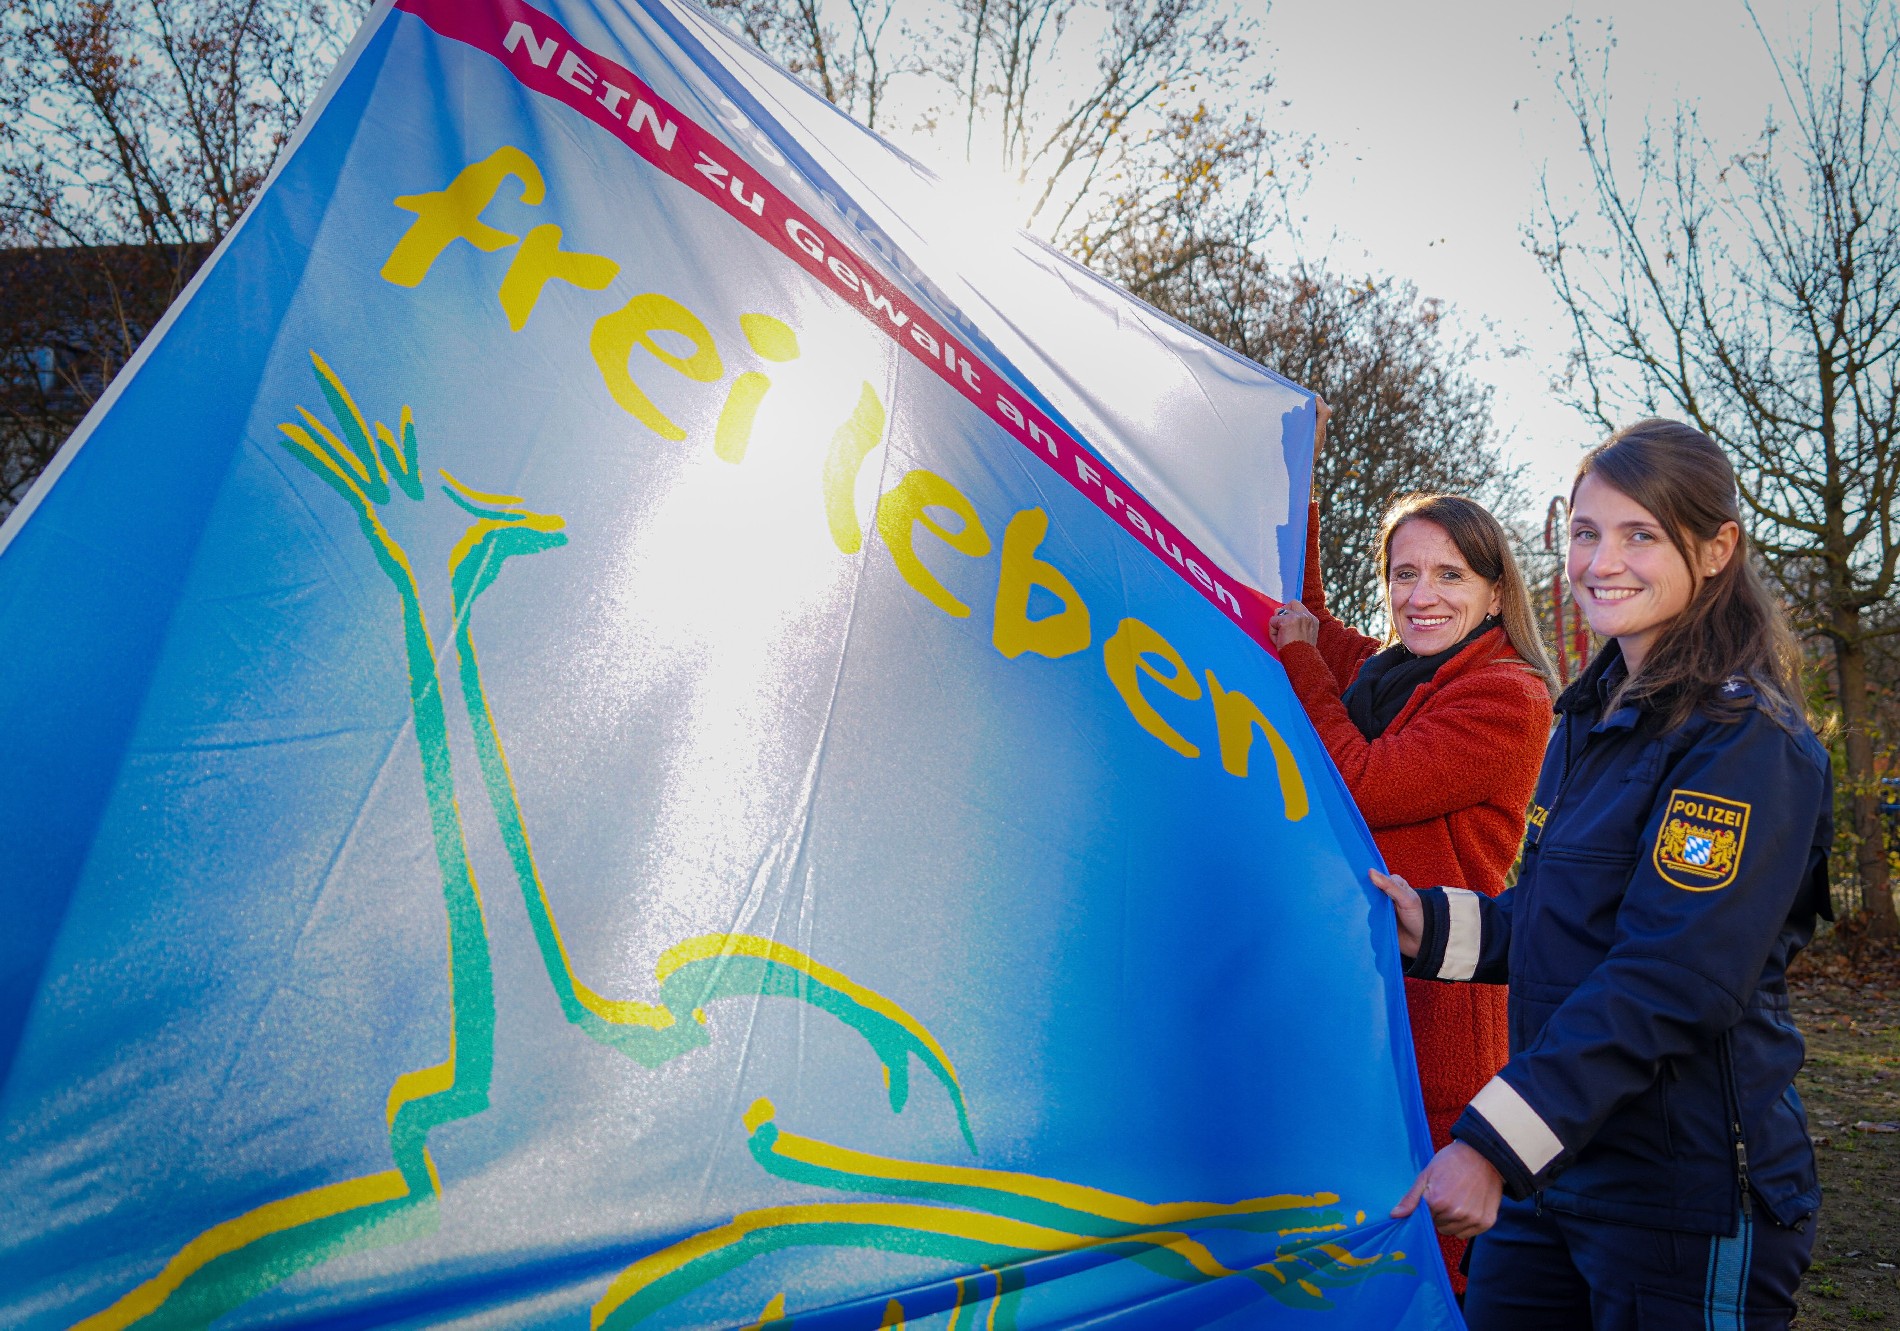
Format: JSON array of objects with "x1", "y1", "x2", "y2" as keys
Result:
[{"x1": 1791, "y1": 935, "x2": 1900, "y2": 1326}]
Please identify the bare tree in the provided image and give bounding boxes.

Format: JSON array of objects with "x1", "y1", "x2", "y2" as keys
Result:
[
  {"x1": 1104, "y1": 211, "x2": 1520, "y2": 628},
  {"x1": 707, "y1": 0, "x2": 908, "y2": 130},
  {"x1": 1226, "y1": 272, "x2": 1523, "y2": 631},
  {"x1": 705, "y1": 0, "x2": 1271, "y2": 245},
  {"x1": 0, "y1": 0, "x2": 369, "y2": 249},
  {"x1": 939, "y1": 0, "x2": 1266, "y2": 240},
  {"x1": 1062, "y1": 75, "x2": 1289, "y2": 288},
  {"x1": 1070, "y1": 89, "x2": 1519, "y2": 629},
  {"x1": 0, "y1": 0, "x2": 365, "y2": 511},
  {"x1": 0, "y1": 243, "x2": 212, "y2": 512},
  {"x1": 1533, "y1": 5, "x2": 1900, "y2": 933}
]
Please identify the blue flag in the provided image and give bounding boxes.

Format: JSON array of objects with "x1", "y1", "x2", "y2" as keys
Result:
[{"x1": 0, "y1": 1, "x2": 1459, "y2": 1325}]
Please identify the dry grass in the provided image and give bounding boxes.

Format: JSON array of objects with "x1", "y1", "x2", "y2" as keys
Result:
[{"x1": 1791, "y1": 932, "x2": 1900, "y2": 1326}]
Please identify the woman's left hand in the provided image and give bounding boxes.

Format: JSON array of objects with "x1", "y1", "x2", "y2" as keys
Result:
[
  {"x1": 1271, "y1": 601, "x2": 1320, "y2": 650},
  {"x1": 1390, "y1": 1140, "x2": 1503, "y2": 1239}
]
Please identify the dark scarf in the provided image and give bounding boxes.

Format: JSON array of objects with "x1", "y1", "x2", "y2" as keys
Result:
[{"x1": 1342, "y1": 618, "x2": 1500, "y2": 740}]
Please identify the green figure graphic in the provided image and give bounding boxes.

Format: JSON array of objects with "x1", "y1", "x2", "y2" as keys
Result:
[
  {"x1": 74, "y1": 354, "x2": 1409, "y2": 1331},
  {"x1": 438, "y1": 471, "x2": 976, "y2": 1149}
]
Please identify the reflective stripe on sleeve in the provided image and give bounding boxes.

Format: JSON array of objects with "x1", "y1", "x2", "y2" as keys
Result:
[
  {"x1": 1440, "y1": 888, "x2": 1482, "y2": 982},
  {"x1": 1469, "y1": 1076, "x2": 1564, "y2": 1174}
]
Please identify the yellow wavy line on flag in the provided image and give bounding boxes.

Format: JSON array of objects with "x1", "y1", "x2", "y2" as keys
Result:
[
  {"x1": 70, "y1": 1170, "x2": 412, "y2": 1331},
  {"x1": 592, "y1": 1202, "x2": 1233, "y2": 1327},
  {"x1": 1311, "y1": 1242, "x2": 1393, "y2": 1267},
  {"x1": 656, "y1": 935, "x2": 962, "y2": 1090},
  {"x1": 760, "y1": 1107, "x2": 1333, "y2": 1226},
  {"x1": 436, "y1": 468, "x2": 523, "y2": 506},
  {"x1": 77, "y1": 918, "x2": 476, "y2": 1331}
]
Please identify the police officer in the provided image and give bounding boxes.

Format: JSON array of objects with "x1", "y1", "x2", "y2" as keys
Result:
[{"x1": 1374, "y1": 419, "x2": 1833, "y2": 1329}]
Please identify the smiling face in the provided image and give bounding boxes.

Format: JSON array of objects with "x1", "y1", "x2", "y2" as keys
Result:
[
  {"x1": 1568, "y1": 471, "x2": 1735, "y2": 672},
  {"x1": 1387, "y1": 518, "x2": 1502, "y2": 656}
]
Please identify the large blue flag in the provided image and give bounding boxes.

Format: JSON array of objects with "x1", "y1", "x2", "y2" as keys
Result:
[{"x1": 0, "y1": 1, "x2": 1459, "y2": 1325}]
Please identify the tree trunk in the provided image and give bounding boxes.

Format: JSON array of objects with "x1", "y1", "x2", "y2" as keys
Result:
[{"x1": 1834, "y1": 617, "x2": 1896, "y2": 936}]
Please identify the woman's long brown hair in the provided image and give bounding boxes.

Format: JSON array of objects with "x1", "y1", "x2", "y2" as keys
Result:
[
  {"x1": 1573, "y1": 419, "x2": 1803, "y2": 730},
  {"x1": 1377, "y1": 493, "x2": 1559, "y2": 700}
]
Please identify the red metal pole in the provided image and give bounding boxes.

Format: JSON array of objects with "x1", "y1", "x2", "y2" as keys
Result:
[{"x1": 1545, "y1": 496, "x2": 1570, "y2": 685}]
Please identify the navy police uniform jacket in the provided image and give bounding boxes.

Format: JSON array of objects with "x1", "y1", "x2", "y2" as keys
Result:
[{"x1": 1406, "y1": 644, "x2": 1833, "y2": 1235}]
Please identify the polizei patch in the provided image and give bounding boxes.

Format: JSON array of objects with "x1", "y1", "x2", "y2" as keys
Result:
[{"x1": 1654, "y1": 789, "x2": 1751, "y2": 890}]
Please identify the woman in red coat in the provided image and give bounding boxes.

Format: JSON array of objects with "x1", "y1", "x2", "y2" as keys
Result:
[{"x1": 1269, "y1": 492, "x2": 1555, "y2": 1293}]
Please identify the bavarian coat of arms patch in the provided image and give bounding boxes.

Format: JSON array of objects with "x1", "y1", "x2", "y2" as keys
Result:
[{"x1": 1654, "y1": 788, "x2": 1751, "y2": 890}]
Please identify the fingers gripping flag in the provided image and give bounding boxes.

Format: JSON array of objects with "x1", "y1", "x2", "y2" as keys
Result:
[{"x1": 0, "y1": 1, "x2": 1459, "y2": 1326}]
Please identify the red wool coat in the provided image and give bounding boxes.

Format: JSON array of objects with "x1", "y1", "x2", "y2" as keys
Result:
[{"x1": 1278, "y1": 515, "x2": 1550, "y2": 1289}]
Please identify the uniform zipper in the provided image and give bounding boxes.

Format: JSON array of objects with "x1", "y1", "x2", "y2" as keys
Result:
[
  {"x1": 1532, "y1": 711, "x2": 1583, "y2": 847},
  {"x1": 1718, "y1": 1035, "x2": 1752, "y2": 1211}
]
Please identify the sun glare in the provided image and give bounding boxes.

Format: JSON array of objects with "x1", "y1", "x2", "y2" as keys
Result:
[{"x1": 584, "y1": 304, "x2": 896, "y2": 923}]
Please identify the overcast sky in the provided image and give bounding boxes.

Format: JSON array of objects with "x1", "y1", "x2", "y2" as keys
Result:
[{"x1": 1255, "y1": 0, "x2": 1822, "y2": 503}]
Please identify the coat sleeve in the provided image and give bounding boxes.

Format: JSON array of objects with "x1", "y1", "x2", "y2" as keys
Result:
[
  {"x1": 1300, "y1": 501, "x2": 1380, "y2": 688},
  {"x1": 1406, "y1": 885, "x2": 1514, "y2": 986},
  {"x1": 1448, "y1": 713, "x2": 1831, "y2": 1199},
  {"x1": 1278, "y1": 648, "x2": 1551, "y2": 828}
]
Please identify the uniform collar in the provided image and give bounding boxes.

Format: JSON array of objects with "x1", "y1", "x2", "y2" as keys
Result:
[
  {"x1": 1556, "y1": 642, "x2": 1645, "y2": 733},
  {"x1": 1554, "y1": 642, "x2": 1618, "y2": 714}
]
